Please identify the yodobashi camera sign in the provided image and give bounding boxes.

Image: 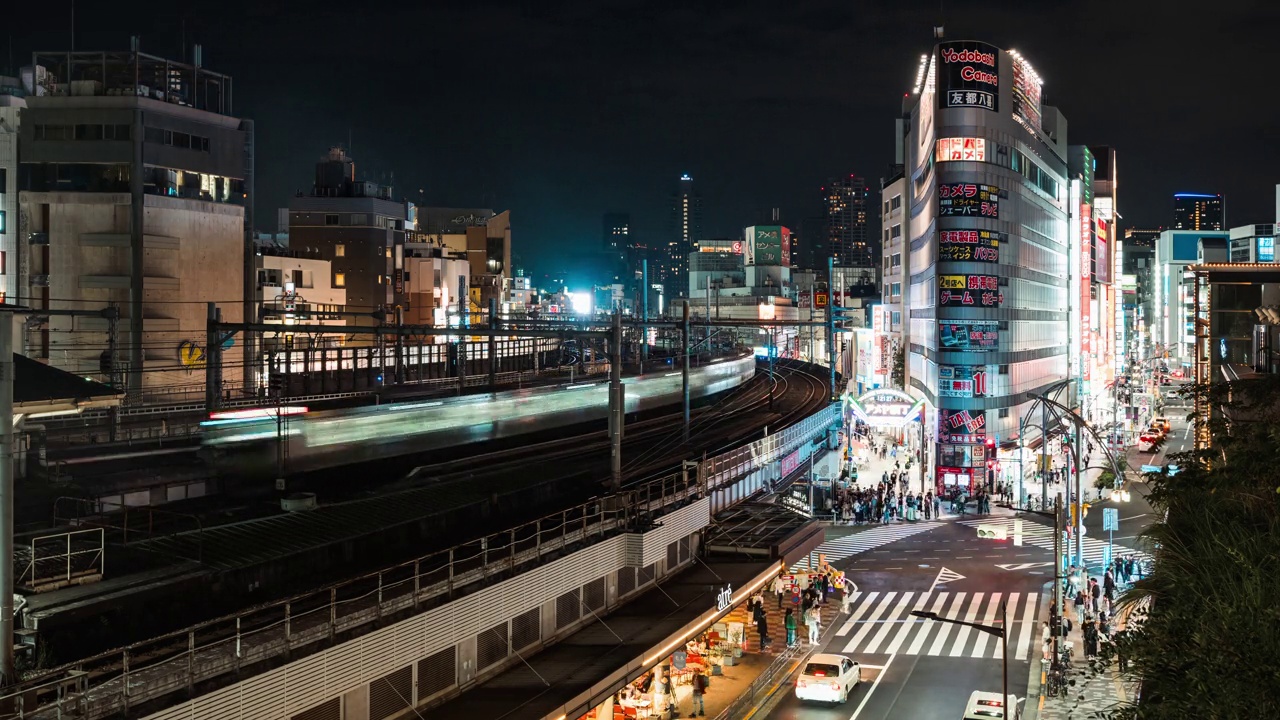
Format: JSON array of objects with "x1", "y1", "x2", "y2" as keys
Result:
[{"x1": 938, "y1": 40, "x2": 1000, "y2": 112}]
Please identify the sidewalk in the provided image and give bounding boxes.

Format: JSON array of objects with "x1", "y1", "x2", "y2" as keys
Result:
[{"x1": 1026, "y1": 582, "x2": 1141, "y2": 720}]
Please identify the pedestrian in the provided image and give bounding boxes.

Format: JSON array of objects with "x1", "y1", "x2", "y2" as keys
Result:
[
  {"x1": 756, "y1": 611, "x2": 769, "y2": 652},
  {"x1": 805, "y1": 606, "x2": 821, "y2": 645},
  {"x1": 1074, "y1": 589, "x2": 1086, "y2": 625},
  {"x1": 773, "y1": 573, "x2": 786, "y2": 608},
  {"x1": 689, "y1": 667, "x2": 708, "y2": 717},
  {"x1": 785, "y1": 607, "x2": 798, "y2": 647},
  {"x1": 933, "y1": 492, "x2": 941, "y2": 518},
  {"x1": 1090, "y1": 578, "x2": 1102, "y2": 613},
  {"x1": 653, "y1": 670, "x2": 674, "y2": 719},
  {"x1": 841, "y1": 581, "x2": 855, "y2": 614},
  {"x1": 1104, "y1": 569, "x2": 1117, "y2": 603},
  {"x1": 1083, "y1": 616, "x2": 1099, "y2": 658}
]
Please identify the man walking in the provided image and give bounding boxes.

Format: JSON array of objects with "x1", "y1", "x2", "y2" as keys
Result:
[{"x1": 772, "y1": 573, "x2": 786, "y2": 608}]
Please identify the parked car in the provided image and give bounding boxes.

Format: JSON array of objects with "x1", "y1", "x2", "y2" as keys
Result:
[
  {"x1": 962, "y1": 691, "x2": 1021, "y2": 719},
  {"x1": 795, "y1": 653, "x2": 861, "y2": 704}
]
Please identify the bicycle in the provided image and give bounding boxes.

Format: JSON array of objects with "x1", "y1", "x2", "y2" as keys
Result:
[{"x1": 1045, "y1": 665, "x2": 1071, "y2": 699}]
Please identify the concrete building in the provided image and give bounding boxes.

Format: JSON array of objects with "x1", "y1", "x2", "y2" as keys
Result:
[
  {"x1": 900, "y1": 41, "x2": 1070, "y2": 499},
  {"x1": 1227, "y1": 223, "x2": 1276, "y2": 263},
  {"x1": 256, "y1": 247, "x2": 346, "y2": 350},
  {"x1": 880, "y1": 172, "x2": 907, "y2": 342},
  {"x1": 0, "y1": 77, "x2": 21, "y2": 306},
  {"x1": 824, "y1": 175, "x2": 873, "y2": 268},
  {"x1": 16, "y1": 49, "x2": 253, "y2": 398},
  {"x1": 413, "y1": 206, "x2": 512, "y2": 311},
  {"x1": 1173, "y1": 192, "x2": 1224, "y2": 230},
  {"x1": 1122, "y1": 228, "x2": 1158, "y2": 358},
  {"x1": 1152, "y1": 229, "x2": 1231, "y2": 368},
  {"x1": 401, "y1": 245, "x2": 471, "y2": 328}
]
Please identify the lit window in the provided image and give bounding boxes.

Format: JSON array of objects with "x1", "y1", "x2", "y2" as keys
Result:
[
  {"x1": 385, "y1": 248, "x2": 392, "y2": 258},
  {"x1": 335, "y1": 244, "x2": 345, "y2": 257},
  {"x1": 334, "y1": 273, "x2": 346, "y2": 287}
]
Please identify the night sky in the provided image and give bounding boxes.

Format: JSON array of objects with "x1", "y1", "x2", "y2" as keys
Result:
[{"x1": 10, "y1": 1, "x2": 1280, "y2": 286}]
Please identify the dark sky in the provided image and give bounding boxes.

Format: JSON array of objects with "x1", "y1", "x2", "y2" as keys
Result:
[{"x1": 11, "y1": 1, "x2": 1280, "y2": 286}]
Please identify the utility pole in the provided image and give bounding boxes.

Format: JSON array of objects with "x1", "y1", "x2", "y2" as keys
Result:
[
  {"x1": 457, "y1": 275, "x2": 467, "y2": 395},
  {"x1": 641, "y1": 259, "x2": 649, "y2": 370},
  {"x1": 1074, "y1": 427, "x2": 1084, "y2": 571},
  {"x1": 609, "y1": 311, "x2": 624, "y2": 490},
  {"x1": 767, "y1": 325, "x2": 775, "y2": 411},
  {"x1": 682, "y1": 302, "x2": 691, "y2": 442},
  {"x1": 1053, "y1": 493, "x2": 1063, "y2": 665},
  {"x1": 205, "y1": 303, "x2": 223, "y2": 411},
  {"x1": 0, "y1": 304, "x2": 18, "y2": 686},
  {"x1": 1040, "y1": 401, "x2": 1049, "y2": 508},
  {"x1": 488, "y1": 297, "x2": 498, "y2": 390},
  {"x1": 827, "y1": 256, "x2": 836, "y2": 400}
]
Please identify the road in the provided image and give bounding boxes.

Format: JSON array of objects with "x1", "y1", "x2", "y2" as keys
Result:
[{"x1": 763, "y1": 509, "x2": 1156, "y2": 719}]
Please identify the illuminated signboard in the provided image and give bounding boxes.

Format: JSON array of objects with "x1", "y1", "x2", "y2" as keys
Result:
[
  {"x1": 937, "y1": 41, "x2": 999, "y2": 112},
  {"x1": 1010, "y1": 53, "x2": 1043, "y2": 129},
  {"x1": 940, "y1": 443, "x2": 987, "y2": 468},
  {"x1": 781, "y1": 227, "x2": 792, "y2": 266},
  {"x1": 939, "y1": 229, "x2": 1002, "y2": 263},
  {"x1": 1095, "y1": 218, "x2": 1111, "y2": 284},
  {"x1": 939, "y1": 275, "x2": 1002, "y2": 307},
  {"x1": 939, "y1": 183, "x2": 1001, "y2": 218},
  {"x1": 845, "y1": 389, "x2": 924, "y2": 428},
  {"x1": 938, "y1": 365, "x2": 992, "y2": 399},
  {"x1": 939, "y1": 320, "x2": 999, "y2": 350},
  {"x1": 1260, "y1": 237, "x2": 1275, "y2": 262},
  {"x1": 939, "y1": 408, "x2": 986, "y2": 444},
  {"x1": 745, "y1": 225, "x2": 791, "y2": 266},
  {"x1": 935, "y1": 137, "x2": 987, "y2": 162},
  {"x1": 1080, "y1": 204, "x2": 1093, "y2": 387}
]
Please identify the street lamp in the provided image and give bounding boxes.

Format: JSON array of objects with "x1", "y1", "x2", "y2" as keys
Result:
[{"x1": 912, "y1": 600, "x2": 1010, "y2": 720}]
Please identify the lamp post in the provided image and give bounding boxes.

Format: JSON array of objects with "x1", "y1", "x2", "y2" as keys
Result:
[{"x1": 912, "y1": 600, "x2": 1009, "y2": 720}]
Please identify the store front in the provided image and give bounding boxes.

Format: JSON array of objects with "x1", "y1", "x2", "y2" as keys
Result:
[{"x1": 575, "y1": 563, "x2": 783, "y2": 720}]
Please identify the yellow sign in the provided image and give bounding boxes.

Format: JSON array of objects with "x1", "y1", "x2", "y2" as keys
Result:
[
  {"x1": 178, "y1": 340, "x2": 206, "y2": 369},
  {"x1": 939, "y1": 275, "x2": 968, "y2": 290}
]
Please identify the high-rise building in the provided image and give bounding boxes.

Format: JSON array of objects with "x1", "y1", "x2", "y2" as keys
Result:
[
  {"x1": 663, "y1": 174, "x2": 701, "y2": 300},
  {"x1": 1173, "y1": 193, "x2": 1224, "y2": 230},
  {"x1": 824, "y1": 175, "x2": 872, "y2": 268},
  {"x1": 16, "y1": 48, "x2": 254, "y2": 397},
  {"x1": 602, "y1": 212, "x2": 630, "y2": 281},
  {"x1": 899, "y1": 40, "x2": 1070, "y2": 500},
  {"x1": 1124, "y1": 228, "x2": 1160, "y2": 248}
]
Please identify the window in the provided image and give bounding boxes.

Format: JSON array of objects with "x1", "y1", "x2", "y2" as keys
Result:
[
  {"x1": 883, "y1": 200, "x2": 890, "y2": 214},
  {"x1": 334, "y1": 273, "x2": 346, "y2": 288},
  {"x1": 385, "y1": 248, "x2": 392, "y2": 258},
  {"x1": 891, "y1": 224, "x2": 902, "y2": 239},
  {"x1": 325, "y1": 214, "x2": 339, "y2": 226},
  {"x1": 891, "y1": 253, "x2": 901, "y2": 268},
  {"x1": 891, "y1": 194, "x2": 902, "y2": 211},
  {"x1": 0, "y1": 211, "x2": 5, "y2": 234},
  {"x1": 884, "y1": 229, "x2": 890, "y2": 244},
  {"x1": 998, "y1": 408, "x2": 1010, "y2": 419},
  {"x1": 890, "y1": 282, "x2": 902, "y2": 297},
  {"x1": 0, "y1": 251, "x2": 5, "y2": 274},
  {"x1": 891, "y1": 311, "x2": 901, "y2": 326},
  {"x1": 334, "y1": 244, "x2": 345, "y2": 257},
  {"x1": 999, "y1": 364, "x2": 1009, "y2": 375}
]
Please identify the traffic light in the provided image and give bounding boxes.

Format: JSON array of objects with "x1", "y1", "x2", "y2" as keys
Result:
[{"x1": 977, "y1": 524, "x2": 1008, "y2": 540}]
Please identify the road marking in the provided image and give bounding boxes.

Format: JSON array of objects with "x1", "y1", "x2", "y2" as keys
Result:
[
  {"x1": 884, "y1": 567, "x2": 903, "y2": 570},
  {"x1": 836, "y1": 591, "x2": 877, "y2": 637},
  {"x1": 864, "y1": 593, "x2": 916, "y2": 653},
  {"x1": 906, "y1": 592, "x2": 949, "y2": 655},
  {"x1": 1015, "y1": 592, "x2": 1038, "y2": 660},
  {"x1": 971, "y1": 593, "x2": 1003, "y2": 658},
  {"x1": 932, "y1": 566, "x2": 966, "y2": 588},
  {"x1": 927, "y1": 592, "x2": 966, "y2": 656},
  {"x1": 948, "y1": 593, "x2": 984, "y2": 656},
  {"x1": 842, "y1": 592, "x2": 899, "y2": 651},
  {"x1": 848, "y1": 650, "x2": 896, "y2": 720},
  {"x1": 996, "y1": 562, "x2": 1054, "y2": 571},
  {"x1": 956, "y1": 556, "x2": 973, "y2": 559}
]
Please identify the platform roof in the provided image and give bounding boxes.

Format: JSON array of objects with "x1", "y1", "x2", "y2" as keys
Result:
[{"x1": 13, "y1": 354, "x2": 123, "y2": 419}]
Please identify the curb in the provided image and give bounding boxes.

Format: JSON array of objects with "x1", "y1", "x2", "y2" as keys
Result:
[
  {"x1": 740, "y1": 601, "x2": 847, "y2": 719},
  {"x1": 1022, "y1": 580, "x2": 1054, "y2": 720}
]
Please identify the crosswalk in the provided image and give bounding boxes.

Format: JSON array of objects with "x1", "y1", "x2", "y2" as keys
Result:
[
  {"x1": 789, "y1": 521, "x2": 944, "y2": 571},
  {"x1": 834, "y1": 590, "x2": 1042, "y2": 660},
  {"x1": 956, "y1": 518, "x2": 1151, "y2": 572}
]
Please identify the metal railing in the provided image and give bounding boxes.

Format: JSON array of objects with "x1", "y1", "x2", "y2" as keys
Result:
[
  {"x1": 711, "y1": 644, "x2": 803, "y2": 720},
  {"x1": 16, "y1": 529, "x2": 105, "y2": 593},
  {"x1": 0, "y1": 398, "x2": 836, "y2": 719},
  {"x1": 703, "y1": 404, "x2": 841, "y2": 489}
]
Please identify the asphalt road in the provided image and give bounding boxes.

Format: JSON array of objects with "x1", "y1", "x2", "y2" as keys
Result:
[{"x1": 763, "y1": 505, "x2": 1157, "y2": 720}]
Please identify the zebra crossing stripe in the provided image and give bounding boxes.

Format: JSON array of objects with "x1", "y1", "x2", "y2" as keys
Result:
[
  {"x1": 970, "y1": 592, "x2": 1004, "y2": 658},
  {"x1": 790, "y1": 522, "x2": 944, "y2": 570},
  {"x1": 836, "y1": 591, "x2": 878, "y2": 637},
  {"x1": 1015, "y1": 592, "x2": 1038, "y2": 660},
  {"x1": 948, "y1": 593, "x2": 985, "y2": 657},
  {"x1": 864, "y1": 593, "x2": 916, "y2": 654},
  {"x1": 906, "y1": 593, "x2": 949, "y2": 656},
  {"x1": 883, "y1": 593, "x2": 931, "y2": 656},
  {"x1": 927, "y1": 592, "x2": 966, "y2": 655},
  {"x1": 842, "y1": 592, "x2": 900, "y2": 652}
]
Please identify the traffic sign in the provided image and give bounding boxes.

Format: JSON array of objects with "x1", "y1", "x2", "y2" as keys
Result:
[
  {"x1": 1103, "y1": 507, "x2": 1119, "y2": 532},
  {"x1": 1102, "y1": 544, "x2": 1112, "y2": 572}
]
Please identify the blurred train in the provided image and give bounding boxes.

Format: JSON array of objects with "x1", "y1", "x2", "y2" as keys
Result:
[{"x1": 200, "y1": 354, "x2": 756, "y2": 476}]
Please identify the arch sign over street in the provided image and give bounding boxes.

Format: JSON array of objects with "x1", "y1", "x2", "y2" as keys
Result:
[{"x1": 844, "y1": 388, "x2": 925, "y2": 428}]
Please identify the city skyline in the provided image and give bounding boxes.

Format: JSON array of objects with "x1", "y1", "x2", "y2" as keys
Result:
[{"x1": 8, "y1": 1, "x2": 1279, "y2": 283}]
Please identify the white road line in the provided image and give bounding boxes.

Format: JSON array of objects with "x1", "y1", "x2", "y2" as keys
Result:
[
  {"x1": 991, "y1": 592, "x2": 1021, "y2": 660},
  {"x1": 906, "y1": 593, "x2": 948, "y2": 655},
  {"x1": 836, "y1": 591, "x2": 876, "y2": 636},
  {"x1": 849, "y1": 650, "x2": 896, "y2": 720},
  {"x1": 948, "y1": 592, "x2": 984, "y2": 657},
  {"x1": 971, "y1": 593, "x2": 1003, "y2": 658},
  {"x1": 927, "y1": 592, "x2": 966, "y2": 656},
  {"x1": 1015, "y1": 593, "x2": 1038, "y2": 660},
  {"x1": 864, "y1": 593, "x2": 915, "y2": 654},
  {"x1": 842, "y1": 592, "x2": 899, "y2": 651}
]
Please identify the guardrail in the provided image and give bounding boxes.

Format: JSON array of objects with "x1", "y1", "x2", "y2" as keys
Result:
[
  {"x1": 0, "y1": 399, "x2": 840, "y2": 719},
  {"x1": 712, "y1": 644, "x2": 803, "y2": 720}
]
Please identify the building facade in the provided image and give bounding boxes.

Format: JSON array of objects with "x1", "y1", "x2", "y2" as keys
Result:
[
  {"x1": 256, "y1": 248, "x2": 346, "y2": 349},
  {"x1": 662, "y1": 174, "x2": 701, "y2": 301},
  {"x1": 1173, "y1": 192, "x2": 1224, "y2": 230},
  {"x1": 901, "y1": 41, "x2": 1070, "y2": 500},
  {"x1": 16, "y1": 49, "x2": 252, "y2": 398},
  {"x1": 601, "y1": 212, "x2": 629, "y2": 281},
  {"x1": 824, "y1": 175, "x2": 872, "y2": 268},
  {"x1": 1152, "y1": 229, "x2": 1231, "y2": 368}
]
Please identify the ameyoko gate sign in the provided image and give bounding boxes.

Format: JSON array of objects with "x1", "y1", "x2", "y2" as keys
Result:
[{"x1": 845, "y1": 389, "x2": 925, "y2": 428}]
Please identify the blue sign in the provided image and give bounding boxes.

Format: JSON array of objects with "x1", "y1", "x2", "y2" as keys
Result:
[
  {"x1": 1259, "y1": 236, "x2": 1275, "y2": 263},
  {"x1": 1219, "y1": 338, "x2": 1227, "y2": 359},
  {"x1": 1103, "y1": 507, "x2": 1119, "y2": 532},
  {"x1": 1102, "y1": 544, "x2": 1112, "y2": 572}
]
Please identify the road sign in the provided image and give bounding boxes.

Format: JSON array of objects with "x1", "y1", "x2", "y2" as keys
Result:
[
  {"x1": 1103, "y1": 507, "x2": 1119, "y2": 532},
  {"x1": 1102, "y1": 544, "x2": 1112, "y2": 572}
]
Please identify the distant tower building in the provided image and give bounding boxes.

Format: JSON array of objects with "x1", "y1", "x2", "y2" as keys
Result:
[
  {"x1": 665, "y1": 174, "x2": 702, "y2": 299},
  {"x1": 602, "y1": 212, "x2": 630, "y2": 280},
  {"x1": 824, "y1": 175, "x2": 872, "y2": 268},
  {"x1": 1173, "y1": 193, "x2": 1224, "y2": 230}
]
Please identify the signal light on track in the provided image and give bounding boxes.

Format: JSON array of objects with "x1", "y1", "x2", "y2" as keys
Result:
[{"x1": 977, "y1": 524, "x2": 1007, "y2": 540}]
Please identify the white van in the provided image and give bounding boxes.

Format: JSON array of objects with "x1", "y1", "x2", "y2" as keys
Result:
[{"x1": 962, "y1": 691, "x2": 1020, "y2": 719}]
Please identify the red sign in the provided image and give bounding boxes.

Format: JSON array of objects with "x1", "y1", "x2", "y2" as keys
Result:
[{"x1": 939, "y1": 409, "x2": 987, "y2": 444}]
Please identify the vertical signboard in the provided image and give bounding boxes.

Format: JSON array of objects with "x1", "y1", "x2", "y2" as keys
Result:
[
  {"x1": 939, "y1": 229, "x2": 1002, "y2": 263},
  {"x1": 937, "y1": 41, "x2": 1000, "y2": 112},
  {"x1": 781, "y1": 227, "x2": 793, "y2": 267},
  {"x1": 1009, "y1": 54, "x2": 1043, "y2": 129},
  {"x1": 1080, "y1": 204, "x2": 1093, "y2": 390},
  {"x1": 939, "y1": 183, "x2": 1002, "y2": 218}
]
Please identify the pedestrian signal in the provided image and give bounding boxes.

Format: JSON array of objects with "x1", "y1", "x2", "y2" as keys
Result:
[{"x1": 977, "y1": 525, "x2": 1007, "y2": 540}]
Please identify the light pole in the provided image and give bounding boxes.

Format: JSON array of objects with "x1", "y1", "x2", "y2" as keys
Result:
[{"x1": 912, "y1": 600, "x2": 1010, "y2": 720}]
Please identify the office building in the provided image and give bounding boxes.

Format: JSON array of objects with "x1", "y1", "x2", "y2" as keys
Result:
[
  {"x1": 16, "y1": 48, "x2": 253, "y2": 397},
  {"x1": 1173, "y1": 192, "x2": 1224, "y2": 230},
  {"x1": 0, "y1": 77, "x2": 20, "y2": 307},
  {"x1": 1227, "y1": 224, "x2": 1276, "y2": 263},
  {"x1": 1125, "y1": 228, "x2": 1159, "y2": 248},
  {"x1": 899, "y1": 41, "x2": 1070, "y2": 500},
  {"x1": 1152, "y1": 228, "x2": 1231, "y2": 367},
  {"x1": 410, "y1": 206, "x2": 512, "y2": 310},
  {"x1": 288, "y1": 148, "x2": 412, "y2": 331},
  {"x1": 662, "y1": 174, "x2": 701, "y2": 300},
  {"x1": 601, "y1": 212, "x2": 629, "y2": 280},
  {"x1": 1123, "y1": 228, "x2": 1159, "y2": 359},
  {"x1": 824, "y1": 175, "x2": 872, "y2": 268},
  {"x1": 1068, "y1": 145, "x2": 1121, "y2": 427},
  {"x1": 879, "y1": 171, "x2": 907, "y2": 386}
]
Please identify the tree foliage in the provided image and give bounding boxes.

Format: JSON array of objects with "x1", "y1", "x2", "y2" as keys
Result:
[
  {"x1": 1096, "y1": 376, "x2": 1280, "y2": 718},
  {"x1": 891, "y1": 343, "x2": 905, "y2": 389}
]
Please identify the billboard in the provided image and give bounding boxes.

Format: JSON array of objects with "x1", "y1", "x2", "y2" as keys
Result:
[
  {"x1": 1010, "y1": 53, "x2": 1043, "y2": 129},
  {"x1": 938, "y1": 365, "x2": 992, "y2": 398},
  {"x1": 1095, "y1": 218, "x2": 1111, "y2": 284},
  {"x1": 939, "y1": 274, "x2": 1002, "y2": 307},
  {"x1": 939, "y1": 229, "x2": 1002, "y2": 263},
  {"x1": 745, "y1": 225, "x2": 791, "y2": 266},
  {"x1": 1080, "y1": 204, "x2": 1093, "y2": 388},
  {"x1": 939, "y1": 319, "x2": 999, "y2": 350},
  {"x1": 935, "y1": 137, "x2": 987, "y2": 162},
  {"x1": 937, "y1": 41, "x2": 1000, "y2": 112},
  {"x1": 939, "y1": 183, "x2": 1001, "y2": 218},
  {"x1": 940, "y1": 443, "x2": 987, "y2": 468},
  {"x1": 939, "y1": 408, "x2": 987, "y2": 444}
]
